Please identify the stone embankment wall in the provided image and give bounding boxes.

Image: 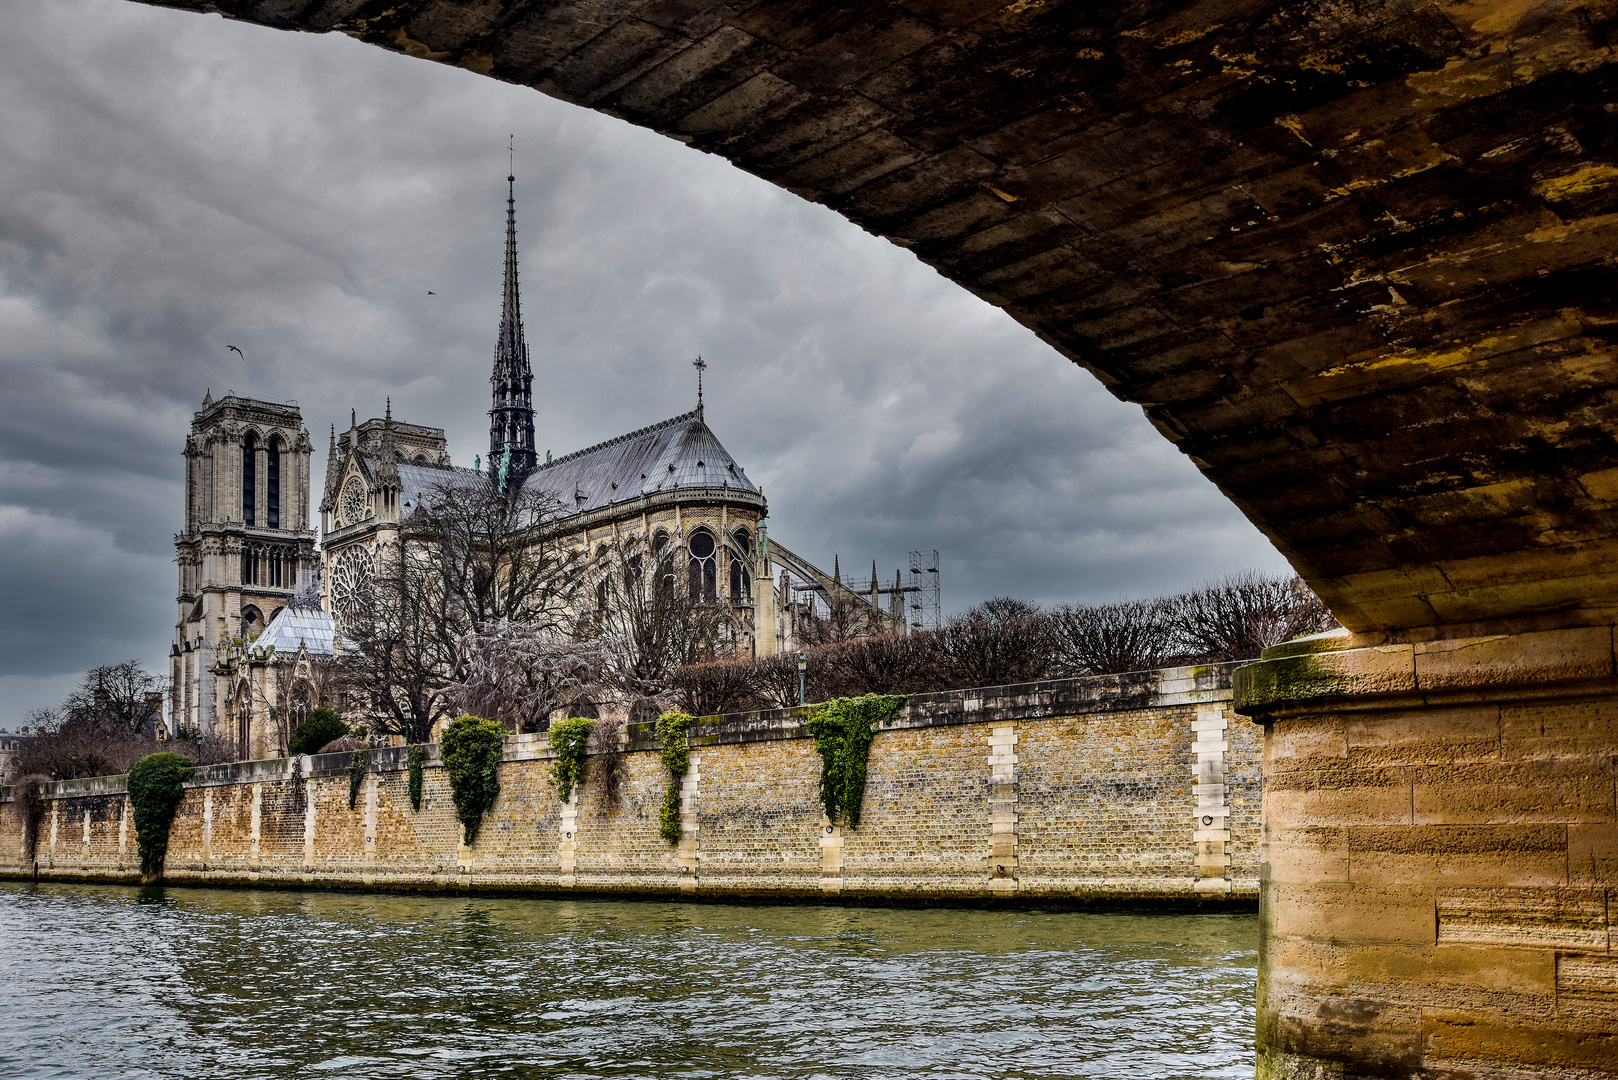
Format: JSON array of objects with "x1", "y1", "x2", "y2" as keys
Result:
[{"x1": 1, "y1": 665, "x2": 1256, "y2": 905}]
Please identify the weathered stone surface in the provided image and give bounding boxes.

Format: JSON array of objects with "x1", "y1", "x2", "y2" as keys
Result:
[
  {"x1": 133, "y1": 0, "x2": 1618, "y2": 633},
  {"x1": 1246, "y1": 633, "x2": 1618, "y2": 1078}
]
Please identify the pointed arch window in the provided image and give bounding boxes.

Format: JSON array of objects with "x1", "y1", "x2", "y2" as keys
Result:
[
  {"x1": 688, "y1": 530, "x2": 717, "y2": 603},
  {"x1": 267, "y1": 440, "x2": 281, "y2": 529},
  {"x1": 730, "y1": 551, "x2": 751, "y2": 601},
  {"x1": 242, "y1": 434, "x2": 257, "y2": 526}
]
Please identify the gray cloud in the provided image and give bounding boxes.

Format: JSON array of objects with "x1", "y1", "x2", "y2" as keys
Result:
[{"x1": 0, "y1": 0, "x2": 1290, "y2": 723}]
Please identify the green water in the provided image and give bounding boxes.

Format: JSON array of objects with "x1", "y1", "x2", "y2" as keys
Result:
[{"x1": 0, "y1": 883, "x2": 1256, "y2": 1078}]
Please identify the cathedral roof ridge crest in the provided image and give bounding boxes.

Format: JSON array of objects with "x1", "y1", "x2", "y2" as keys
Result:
[{"x1": 532, "y1": 408, "x2": 703, "y2": 472}]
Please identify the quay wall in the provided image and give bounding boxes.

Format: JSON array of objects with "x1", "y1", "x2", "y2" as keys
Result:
[{"x1": 0, "y1": 665, "x2": 1257, "y2": 905}]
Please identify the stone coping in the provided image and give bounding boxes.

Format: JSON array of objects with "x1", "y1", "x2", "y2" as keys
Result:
[
  {"x1": 1234, "y1": 623, "x2": 1618, "y2": 717},
  {"x1": 7, "y1": 662, "x2": 1236, "y2": 801}
]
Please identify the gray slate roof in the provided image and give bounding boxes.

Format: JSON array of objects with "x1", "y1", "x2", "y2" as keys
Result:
[
  {"x1": 522, "y1": 409, "x2": 760, "y2": 514},
  {"x1": 395, "y1": 460, "x2": 488, "y2": 513}
]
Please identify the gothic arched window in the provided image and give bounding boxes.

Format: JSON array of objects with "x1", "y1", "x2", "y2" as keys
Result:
[
  {"x1": 242, "y1": 604, "x2": 263, "y2": 639},
  {"x1": 688, "y1": 530, "x2": 717, "y2": 603},
  {"x1": 242, "y1": 433, "x2": 257, "y2": 526},
  {"x1": 730, "y1": 549, "x2": 751, "y2": 601},
  {"x1": 267, "y1": 439, "x2": 281, "y2": 529}
]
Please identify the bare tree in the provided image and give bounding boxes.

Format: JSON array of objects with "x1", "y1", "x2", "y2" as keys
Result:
[
  {"x1": 935, "y1": 597, "x2": 1057, "y2": 688},
  {"x1": 339, "y1": 478, "x2": 585, "y2": 743},
  {"x1": 817, "y1": 633, "x2": 944, "y2": 697},
  {"x1": 61, "y1": 661, "x2": 163, "y2": 735},
  {"x1": 411, "y1": 478, "x2": 583, "y2": 631},
  {"x1": 252, "y1": 651, "x2": 347, "y2": 757},
  {"x1": 1053, "y1": 598, "x2": 1176, "y2": 675},
  {"x1": 591, "y1": 535, "x2": 734, "y2": 718},
  {"x1": 339, "y1": 540, "x2": 461, "y2": 744},
  {"x1": 1167, "y1": 571, "x2": 1339, "y2": 662},
  {"x1": 454, "y1": 621, "x2": 608, "y2": 733},
  {"x1": 748, "y1": 652, "x2": 806, "y2": 709},
  {"x1": 674, "y1": 656, "x2": 762, "y2": 716}
]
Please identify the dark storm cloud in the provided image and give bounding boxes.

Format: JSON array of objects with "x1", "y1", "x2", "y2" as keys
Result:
[{"x1": 0, "y1": 0, "x2": 1290, "y2": 722}]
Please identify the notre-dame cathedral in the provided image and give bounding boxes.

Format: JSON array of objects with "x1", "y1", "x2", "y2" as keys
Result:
[{"x1": 172, "y1": 174, "x2": 902, "y2": 758}]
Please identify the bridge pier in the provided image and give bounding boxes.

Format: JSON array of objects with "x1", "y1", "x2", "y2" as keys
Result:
[{"x1": 1238, "y1": 626, "x2": 1618, "y2": 1078}]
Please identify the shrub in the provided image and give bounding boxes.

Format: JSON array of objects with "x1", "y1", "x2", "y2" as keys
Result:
[
  {"x1": 407, "y1": 745, "x2": 426, "y2": 812},
  {"x1": 9, "y1": 775, "x2": 48, "y2": 864},
  {"x1": 655, "y1": 712, "x2": 692, "y2": 844},
  {"x1": 127, "y1": 752, "x2": 194, "y2": 879},
  {"x1": 547, "y1": 717, "x2": 595, "y2": 804},
  {"x1": 288, "y1": 708, "x2": 347, "y2": 757},
  {"x1": 804, "y1": 695, "x2": 905, "y2": 828},
  {"x1": 440, "y1": 715, "x2": 505, "y2": 845},
  {"x1": 347, "y1": 749, "x2": 368, "y2": 810}
]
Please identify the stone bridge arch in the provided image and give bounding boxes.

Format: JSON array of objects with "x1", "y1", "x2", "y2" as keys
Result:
[
  {"x1": 139, "y1": 0, "x2": 1618, "y2": 634},
  {"x1": 128, "y1": 2, "x2": 1618, "y2": 1076}
]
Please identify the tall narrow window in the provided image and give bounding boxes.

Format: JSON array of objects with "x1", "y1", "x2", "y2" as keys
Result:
[
  {"x1": 688, "y1": 531, "x2": 717, "y2": 603},
  {"x1": 242, "y1": 434, "x2": 257, "y2": 526},
  {"x1": 267, "y1": 442, "x2": 280, "y2": 529},
  {"x1": 729, "y1": 553, "x2": 751, "y2": 600}
]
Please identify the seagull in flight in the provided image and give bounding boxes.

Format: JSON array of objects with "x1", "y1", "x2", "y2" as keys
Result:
[
  {"x1": 427, "y1": 290, "x2": 436, "y2": 295},
  {"x1": 227, "y1": 345, "x2": 243, "y2": 357}
]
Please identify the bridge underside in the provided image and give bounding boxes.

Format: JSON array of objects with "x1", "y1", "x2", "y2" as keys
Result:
[
  {"x1": 143, "y1": 0, "x2": 1618, "y2": 635},
  {"x1": 129, "y1": 2, "x2": 1618, "y2": 1077}
]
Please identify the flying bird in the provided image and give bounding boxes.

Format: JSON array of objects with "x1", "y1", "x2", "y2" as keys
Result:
[
  {"x1": 227, "y1": 345, "x2": 243, "y2": 357},
  {"x1": 427, "y1": 290, "x2": 436, "y2": 295}
]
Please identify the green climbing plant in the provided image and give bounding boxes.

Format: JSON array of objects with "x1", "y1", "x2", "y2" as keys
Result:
[
  {"x1": 347, "y1": 749, "x2": 368, "y2": 810},
  {"x1": 547, "y1": 717, "x2": 595, "y2": 803},
  {"x1": 656, "y1": 712, "x2": 692, "y2": 844},
  {"x1": 441, "y1": 715, "x2": 506, "y2": 845},
  {"x1": 127, "y1": 752, "x2": 194, "y2": 879},
  {"x1": 804, "y1": 695, "x2": 905, "y2": 828},
  {"x1": 407, "y1": 745, "x2": 426, "y2": 812}
]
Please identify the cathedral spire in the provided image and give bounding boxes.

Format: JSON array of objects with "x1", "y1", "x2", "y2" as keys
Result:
[{"x1": 489, "y1": 150, "x2": 537, "y2": 488}]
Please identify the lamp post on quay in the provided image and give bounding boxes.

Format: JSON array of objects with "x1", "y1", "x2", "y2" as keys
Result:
[{"x1": 796, "y1": 654, "x2": 807, "y2": 707}]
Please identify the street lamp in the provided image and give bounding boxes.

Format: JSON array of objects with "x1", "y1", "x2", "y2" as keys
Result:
[{"x1": 796, "y1": 653, "x2": 807, "y2": 706}]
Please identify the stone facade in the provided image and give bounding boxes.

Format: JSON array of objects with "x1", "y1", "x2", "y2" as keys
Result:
[
  {"x1": 171, "y1": 394, "x2": 318, "y2": 751},
  {"x1": 1, "y1": 665, "x2": 1255, "y2": 906},
  {"x1": 1237, "y1": 627, "x2": 1618, "y2": 1078}
]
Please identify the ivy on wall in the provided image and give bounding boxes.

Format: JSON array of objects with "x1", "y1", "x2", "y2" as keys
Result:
[
  {"x1": 548, "y1": 717, "x2": 595, "y2": 804},
  {"x1": 804, "y1": 695, "x2": 905, "y2": 828},
  {"x1": 441, "y1": 716, "x2": 505, "y2": 845},
  {"x1": 347, "y1": 750, "x2": 368, "y2": 810},
  {"x1": 127, "y1": 752, "x2": 194, "y2": 879},
  {"x1": 656, "y1": 712, "x2": 693, "y2": 845},
  {"x1": 407, "y1": 745, "x2": 426, "y2": 812}
]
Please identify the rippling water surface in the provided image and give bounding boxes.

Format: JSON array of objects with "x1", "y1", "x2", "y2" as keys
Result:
[{"x1": 0, "y1": 883, "x2": 1255, "y2": 1079}]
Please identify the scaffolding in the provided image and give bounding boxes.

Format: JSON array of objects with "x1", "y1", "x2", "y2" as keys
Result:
[{"x1": 907, "y1": 550, "x2": 941, "y2": 632}]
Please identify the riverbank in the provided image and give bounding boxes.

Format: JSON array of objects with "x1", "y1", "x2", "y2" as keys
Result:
[{"x1": 2, "y1": 665, "x2": 1257, "y2": 908}]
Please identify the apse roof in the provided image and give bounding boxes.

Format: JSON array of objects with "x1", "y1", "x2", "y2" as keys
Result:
[{"x1": 522, "y1": 408, "x2": 759, "y2": 514}]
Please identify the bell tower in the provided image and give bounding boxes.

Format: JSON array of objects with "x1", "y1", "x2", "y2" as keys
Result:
[{"x1": 171, "y1": 392, "x2": 317, "y2": 739}]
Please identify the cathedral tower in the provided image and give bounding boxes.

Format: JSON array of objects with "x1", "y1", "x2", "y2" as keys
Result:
[
  {"x1": 171, "y1": 393, "x2": 317, "y2": 740},
  {"x1": 489, "y1": 172, "x2": 536, "y2": 486}
]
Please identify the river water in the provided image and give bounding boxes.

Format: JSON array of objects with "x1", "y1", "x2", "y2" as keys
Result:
[{"x1": 0, "y1": 883, "x2": 1256, "y2": 1079}]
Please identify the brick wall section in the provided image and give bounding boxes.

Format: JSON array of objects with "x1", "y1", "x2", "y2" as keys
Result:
[{"x1": 1, "y1": 664, "x2": 1257, "y2": 905}]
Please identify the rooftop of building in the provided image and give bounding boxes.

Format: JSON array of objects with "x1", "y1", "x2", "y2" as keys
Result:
[{"x1": 522, "y1": 407, "x2": 761, "y2": 514}]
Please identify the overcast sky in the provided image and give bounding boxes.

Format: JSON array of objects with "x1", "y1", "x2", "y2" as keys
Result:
[{"x1": 0, "y1": 0, "x2": 1291, "y2": 725}]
